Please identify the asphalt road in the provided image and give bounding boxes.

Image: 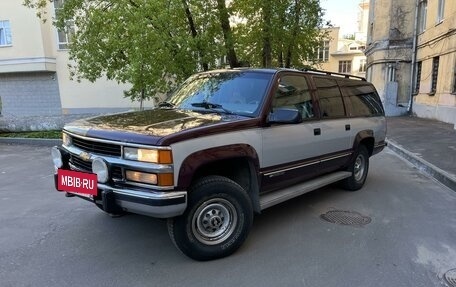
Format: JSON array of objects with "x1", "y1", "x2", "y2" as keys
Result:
[{"x1": 1, "y1": 144, "x2": 455, "y2": 287}]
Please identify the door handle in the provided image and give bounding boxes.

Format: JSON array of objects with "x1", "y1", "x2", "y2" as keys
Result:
[
  {"x1": 314, "y1": 128, "x2": 321, "y2": 136},
  {"x1": 345, "y1": 124, "x2": 351, "y2": 131}
]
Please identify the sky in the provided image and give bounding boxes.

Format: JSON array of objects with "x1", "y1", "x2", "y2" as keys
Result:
[{"x1": 320, "y1": 0, "x2": 364, "y2": 36}]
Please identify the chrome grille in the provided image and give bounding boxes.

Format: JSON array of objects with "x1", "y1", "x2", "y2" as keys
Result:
[
  {"x1": 70, "y1": 155, "x2": 91, "y2": 172},
  {"x1": 69, "y1": 155, "x2": 123, "y2": 180},
  {"x1": 72, "y1": 136, "x2": 121, "y2": 157}
]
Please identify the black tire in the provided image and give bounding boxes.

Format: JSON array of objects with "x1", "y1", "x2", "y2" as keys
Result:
[
  {"x1": 341, "y1": 145, "x2": 369, "y2": 191},
  {"x1": 167, "y1": 175, "x2": 253, "y2": 261}
]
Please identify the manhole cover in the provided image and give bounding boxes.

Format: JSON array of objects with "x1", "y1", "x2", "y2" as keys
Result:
[
  {"x1": 320, "y1": 210, "x2": 371, "y2": 227},
  {"x1": 445, "y1": 269, "x2": 456, "y2": 287}
]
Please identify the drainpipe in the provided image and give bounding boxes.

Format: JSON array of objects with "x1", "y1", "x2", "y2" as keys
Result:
[{"x1": 408, "y1": 0, "x2": 420, "y2": 114}]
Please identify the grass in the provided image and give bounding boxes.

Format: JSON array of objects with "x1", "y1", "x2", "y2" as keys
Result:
[{"x1": 0, "y1": 130, "x2": 62, "y2": 139}]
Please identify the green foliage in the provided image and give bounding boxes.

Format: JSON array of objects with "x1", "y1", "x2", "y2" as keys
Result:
[
  {"x1": 23, "y1": 0, "x2": 325, "y2": 102},
  {"x1": 0, "y1": 130, "x2": 62, "y2": 139}
]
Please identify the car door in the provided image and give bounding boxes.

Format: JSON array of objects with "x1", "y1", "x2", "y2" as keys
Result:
[
  {"x1": 312, "y1": 76, "x2": 352, "y2": 173},
  {"x1": 261, "y1": 73, "x2": 322, "y2": 193}
]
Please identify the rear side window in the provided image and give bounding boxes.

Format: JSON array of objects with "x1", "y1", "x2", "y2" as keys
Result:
[
  {"x1": 314, "y1": 77, "x2": 345, "y2": 118},
  {"x1": 342, "y1": 84, "x2": 384, "y2": 117}
]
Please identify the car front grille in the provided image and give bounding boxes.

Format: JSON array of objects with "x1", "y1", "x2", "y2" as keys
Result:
[
  {"x1": 72, "y1": 136, "x2": 121, "y2": 157},
  {"x1": 69, "y1": 155, "x2": 124, "y2": 181}
]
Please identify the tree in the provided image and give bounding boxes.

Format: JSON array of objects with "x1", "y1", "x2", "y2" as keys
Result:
[
  {"x1": 24, "y1": 0, "x2": 325, "y2": 103},
  {"x1": 233, "y1": 0, "x2": 325, "y2": 68}
]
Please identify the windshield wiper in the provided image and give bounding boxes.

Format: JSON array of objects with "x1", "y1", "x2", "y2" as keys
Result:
[{"x1": 191, "y1": 102, "x2": 234, "y2": 115}]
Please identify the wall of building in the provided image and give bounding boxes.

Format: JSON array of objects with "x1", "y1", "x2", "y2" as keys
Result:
[
  {"x1": 365, "y1": 0, "x2": 416, "y2": 116},
  {"x1": 413, "y1": 0, "x2": 456, "y2": 126},
  {"x1": 0, "y1": 0, "x2": 155, "y2": 130}
]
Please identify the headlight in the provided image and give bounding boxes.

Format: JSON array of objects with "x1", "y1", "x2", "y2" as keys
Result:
[
  {"x1": 62, "y1": 133, "x2": 71, "y2": 147},
  {"x1": 125, "y1": 170, "x2": 174, "y2": 186},
  {"x1": 123, "y1": 147, "x2": 172, "y2": 164},
  {"x1": 125, "y1": 171, "x2": 158, "y2": 185},
  {"x1": 51, "y1": 146, "x2": 63, "y2": 168},
  {"x1": 92, "y1": 158, "x2": 109, "y2": 183}
]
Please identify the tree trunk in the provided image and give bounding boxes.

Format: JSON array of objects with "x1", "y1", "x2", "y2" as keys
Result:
[
  {"x1": 277, "y1": 2, "x2": 286, "y2": 67},
  {"x1": 262, "y1": 0, "x2": 272, "y2": 68},
  {"x1": 216, "y1": 0, "x2": 238, "y2": 68},
  {"x1": 182, "y1": 0, "x2": 208, "y2": 71},
  {"x1": 285, "y1": 0, "x2": 301, "y2": 68}
]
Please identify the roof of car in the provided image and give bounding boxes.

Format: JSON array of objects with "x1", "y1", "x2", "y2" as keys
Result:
[{"x1": 199, "y1": 67, "x2": 367, "y2": 81}]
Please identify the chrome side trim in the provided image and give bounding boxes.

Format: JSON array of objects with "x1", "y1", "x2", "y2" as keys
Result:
[
  {"x1": 263, "y1": 152, "x2": 352, "y2": 177},
  {"x1": 320, "y1": 152, "x2": 352, "y2": 163},
  {"x1": 263, "y1": 160, "x2": 319, "y2": 177},
  {"x1": 260, "y1": 171, "x2": 351, "y2": 210}
]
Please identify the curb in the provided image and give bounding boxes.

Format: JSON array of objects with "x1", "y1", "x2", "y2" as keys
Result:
[
  {"x1": 386, "y1": 139, "x2": 456, "y2": 192},
  {"x1": 0, "y1": 137, "x2": 62, "y2": 146}
]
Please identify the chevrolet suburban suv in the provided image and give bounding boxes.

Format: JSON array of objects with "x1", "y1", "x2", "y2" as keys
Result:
[{"x1": 51, "y1": 68, "x2": 386, "y2": 260}]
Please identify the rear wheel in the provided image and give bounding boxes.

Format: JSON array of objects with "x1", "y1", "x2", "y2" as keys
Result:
[
  {"x1": 341, "y1": 145, "x2": 369, "y2": 191},
  {"x1": 168, "y1": 175, "x2": 253, "y2": 261}
]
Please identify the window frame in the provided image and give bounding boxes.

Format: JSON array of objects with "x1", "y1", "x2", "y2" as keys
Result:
[
  {"x1": 430, "y1": 57, "x2": 439, "y2": 95},
  {"x1": 359, "y1": 59, "x2": 367, "y2": 73},
  {"x1": 415, "y1": 61, "x2": 422, "y2": 94},
  {"x1": 0, "y1": 20, "x2": 12, "y2": 47},
  {"x1": 338, "y1": 60, "x2": 352, "y2": 74},
  {"x1": 53, "y1": 0, "x2": 75, "y2": 50},
  {"x1": 452, "y1": 60, "x2": 456, "y2": 94},
  {"x1": 437, "y1": 0, "x2": 445, "y2": 23},
  {"x1": 418, "y1": 0, "x2": 427, "y2": 33},
  {"x1": 315, "y1": 40, "x2": 330, "y2": 62}
]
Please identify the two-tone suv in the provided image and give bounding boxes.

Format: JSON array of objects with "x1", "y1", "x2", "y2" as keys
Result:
[{"x1": 51, "y1": 68, "x2": 386, "y2": 260}]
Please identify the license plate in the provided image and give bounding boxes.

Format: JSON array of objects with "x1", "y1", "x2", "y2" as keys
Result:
[{"x1": 57, "y1": 169, "x2": 98, "y2": 196}]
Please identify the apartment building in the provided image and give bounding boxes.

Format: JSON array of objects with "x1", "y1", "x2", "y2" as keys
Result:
[
  {"x1": 366, "y1": 0, "x2": 456, "y2": 125},
  {"x1": 413, "y1": 0, "x2": 456, "y2": 125},
  {"x1": 313, "y1": 2, "x2": 369, "y2": 78},
  {"x1": 0, "y1": 0, "x2": 153, "y2": 130}
]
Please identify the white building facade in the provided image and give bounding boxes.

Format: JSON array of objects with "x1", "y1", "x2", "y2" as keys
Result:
[{"x1": 0, "y1": 0, "x2": 154, "y2": 130}]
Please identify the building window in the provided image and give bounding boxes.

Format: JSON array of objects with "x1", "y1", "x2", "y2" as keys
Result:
[
  {"x1": 316, "y1": 41, "x2": 330, "y2": 62},
  {"x1": 339, "y1": 61, "x2": 352, "y2": 73},
  {"x1": 359, "y1": 59, "x2": 367, "y2": 72},
  {"x1": 418, "y1": 0, "x2": 427, "y2": 33},
  {"x1": 415, "y1": 61, "x2": 422, "y2": 94},
  {"x1": 431, "y1": 57, "x2": 439, "y2": 94},
  {"x1": 53, "y1": 0, "x2": 74, "y2": 49},
  {"x1": 437, "y1": 0, "x2": 445, "y2": 22},
  {"x1": 0, "y1": 20, "x2": 12, "y2": 46},
  {"x1": 453, "y1": 70, "x2": 456, "y2": 94},
  {"x1": 453, "y1": 63, "x2": 456, "y2": 94}
]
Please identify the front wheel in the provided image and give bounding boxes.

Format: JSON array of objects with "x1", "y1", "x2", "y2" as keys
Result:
[
  {"x1": 341, "y1": 145, "x2": 369, "y2": 191},
  {"x1": 167, "y1": 176, "x2": 253, "y2": 261}
]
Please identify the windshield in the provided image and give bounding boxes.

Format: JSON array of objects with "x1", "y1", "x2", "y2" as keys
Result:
[{"x1": 167, "y1": 71, "x2": 273, "y2": 117}]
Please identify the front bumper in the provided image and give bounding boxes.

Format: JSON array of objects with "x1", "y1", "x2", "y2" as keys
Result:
[{"x1": 54, "y1": 174, "x2": 187, "y2": 218}]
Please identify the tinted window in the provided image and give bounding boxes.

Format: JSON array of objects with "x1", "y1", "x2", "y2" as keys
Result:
[
  {"x1": 342, "y1": 83, "x2": 384, "y2": 117},
  {"x1": 314, "y1": 77, "x2": 345, "y2": 118},
  {"x1": 273, "y1": 75, "x2": 315, "y2": 119}
]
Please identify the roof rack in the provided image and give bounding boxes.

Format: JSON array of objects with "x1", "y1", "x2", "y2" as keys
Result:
[{"x1": 301, "y1": 68, "x2": 366, "y2": 81}]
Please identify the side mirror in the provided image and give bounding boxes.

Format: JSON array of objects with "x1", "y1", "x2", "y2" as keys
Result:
[{"x1": 268, "y1": 108, "x2": 302, "y2": 124}]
